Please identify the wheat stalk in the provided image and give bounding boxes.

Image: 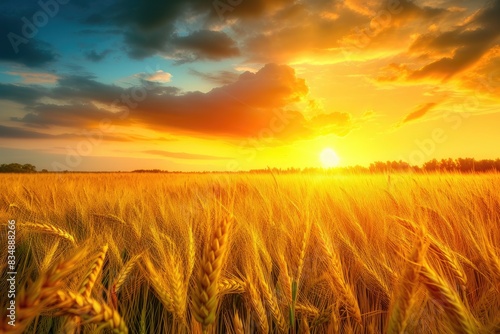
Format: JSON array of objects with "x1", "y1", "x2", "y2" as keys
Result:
[
  {"x1": 187, "y1": 227, "x2": 196, "y2": 279},
  {"x1": 109, "y1": 254, "x2": 142, "y2": 309},
  {"x1": 315, "y1": 224, "x2": 362, "y2": 324},
  {"x1": 277, "y1": 254, "x2": 293, "y2": 303},
  {"x1": 299, "y1": 315, "x2": 311, "y2": 334},
  {"x1": 51, "y1": 289, "x2": 128, "y2": 334},
  {"x1": 487, "y1": 246, "x2": 500, "y2": 285},
  {"x1": 143, "y1": 257, "x2": 175, "y2": 313},
  {"x1": 192, "y1": 214, "x2": 233, "y2": 331},
  {"x1": 386, "y1": 230, "x2": 428, "y2": 334},
  {"x1": 22, "y1": 222, "x2": 75, "y2": 244},
  {"x1": 113, "y1": 254, "x2": 141, "y2": 294},
  {"x1": 233, "y1": 311, "x2": 244, "y2": 334},
  {"x1": 168, "y1": 253, "x2": 187, "y2": 321},
  {"x1": 62, "y1": 243, "x2": 108, "y2": 333},
  {"x1": 393, "y1": 216, "x2": 469, "y2": 288},
  {"x1": 419, "y1": 262, "x2": 478, "y2": 334},
  {"x1": 295, "y1": 303, "x2": 320, "y2": 318},
  {"x1": 92, "y1": 213, "x2": 126, "y2": 224},
  {"x1": 311, "y1": 303, "x2": 336, "y2": 328},
  {"x1": 40, "y1": 239, "x2": 61, "y2": 272},
  {"x1": 293, "y1": 224, "x2": 311, "y2": 282},
  {"x1": 79, "y1": 244, "x2": 108, "y2": 298},
  {"x1": 219, "y1": 277, "x2": 246, "y2": 295},
  {"x1": 0, "y1": 248, "x2": 86, "y2": 333},
  {"x1": 246, "y1": 279, "x2": 270, "y2": 334},
  {"x1": 257, "y1": 275, "x2": 288, "y2": 333}
]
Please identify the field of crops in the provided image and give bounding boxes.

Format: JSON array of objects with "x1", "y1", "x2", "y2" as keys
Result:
[{"x1": 1, "y1": 173, "x2": 499, "y2": 333}]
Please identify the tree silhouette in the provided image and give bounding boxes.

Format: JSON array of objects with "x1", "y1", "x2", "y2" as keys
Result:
[{"x1": 0, "y1": 163, "x2": 37, "y2": 173}]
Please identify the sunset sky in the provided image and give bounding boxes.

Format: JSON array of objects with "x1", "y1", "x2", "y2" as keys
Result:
[{"x1": 0, "y1": 0, "x2": 499, "y2": 171}]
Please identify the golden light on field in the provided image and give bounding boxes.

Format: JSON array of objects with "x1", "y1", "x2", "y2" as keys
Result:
[{"x1": 319, "y1": 148, "x2": 340, "y2": 168}]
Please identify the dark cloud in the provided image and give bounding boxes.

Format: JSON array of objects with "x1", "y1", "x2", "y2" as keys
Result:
[
  {"x1": 0, "y1": 14, "x2": 58, "y2": 67},
  {"x1": 0, "y1": 124, "x2": 133, "y2": 142},
  {"x1": 112, "y1": 0, "x2": 189, "y2": 30},
  {"x1": 189, "y1": 69, "x2": 240, "y2": 85},
  {"x1": 123, "y1": 26, "x2": 173, "y2": 59},
  {"x1": 0, "y1": 124, "x2": 52, "y2": 139},
  {"x1": 51, "y1": 75, "x2": 124, "y2": 104},
  {"x1": 78, "y1": 0, "x2": 294, "y2": 61},
  {"x1": 408, "y1": 0, "x2": 500, "y2": 80},
  {"x1": 144, "y1": 150, "x2": 231, "y2": 160},
  {"x1": 401, "y1": 102, "x2": 437, "y2": 124},
  {"x1": 12, "y1": 102, "x2": 123, "y2": 128},
  {"x1": 123, "y1": 28, "x2": 240, "y2": 61},
  {"x1": 172, "y1": 30, "x2": 240, "y2": 61},
  {"x1": 0, "y1": 83, "x2": 45, "y2": 104},
  {"x1": 392, "y1": 0, "x2": 448, "y2": 22},
  {"x1": 85, "y1": 49, "x2": 112, "y2": 62},
  {"x1": 60, "y1": 0, "x2": 454, "y2": 64}
]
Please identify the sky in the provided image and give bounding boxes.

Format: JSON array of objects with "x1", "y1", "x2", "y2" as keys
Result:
[{"x1": 0, "y1": 0, "x2": 499, "y2": 171}]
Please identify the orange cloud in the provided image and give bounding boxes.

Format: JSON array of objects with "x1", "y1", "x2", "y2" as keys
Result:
[
  {"x1": 7, "y1": 71, "x2": 59, "y2": 84},
  {"x1": 144, "y1": 70, "x2": 172, "y2": 83}
]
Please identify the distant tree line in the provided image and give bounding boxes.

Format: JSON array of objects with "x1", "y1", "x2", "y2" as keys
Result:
[
  {"x1": 251, "y1": 158, "x2": 500, "y2": 174},
  {"x1": 1, "y1": 158, "x2": 500, "y2": 173},
  {"x1": 0, "y1": 163, "x2": 38, "y2": 173},
  {"x1": 131, "y1": 169, "x2": 169, "y2": 173},
  {"x1": 367, "y1": 158, "x2": 500, "y2": 173}
]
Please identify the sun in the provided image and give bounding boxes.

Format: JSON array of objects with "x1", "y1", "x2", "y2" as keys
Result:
[{"x1": 320, "y1": 148, "x2": 340, "y2": 168}]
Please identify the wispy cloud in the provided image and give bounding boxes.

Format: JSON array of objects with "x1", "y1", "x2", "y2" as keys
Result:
[
  {"x1": 144, "y1": 150, "x2": 231, "y2": 160},
  {"x1": 7, "y1": 71, "x2": 59, "y2": 84},
  {"x1": 399, "y1": 102, "x2": 438, "y2": 126}
]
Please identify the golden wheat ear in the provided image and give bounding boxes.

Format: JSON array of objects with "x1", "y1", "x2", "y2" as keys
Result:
[
  {"x1": 386, "y1": 229, "x2": 428, "y2": 334},
  {"x1": 245, "y1": 278, "x2": 269, "y2": 334},
  {"x1": 314, "y1": 223, "x2": 362, "y2": 324},
  {"x1": 233, "y1": 311, "x2": 244, "y2": 334},
  {"x1": 419, "y1": 262, "x2": 478, "y2": 334},
  {"x1": 51, "y1": 290, "x2": 128, "y2": 334},
  {"x1": 22, "y1": 222, "x2": 76, "y2": 244},
  {"x1": 0, "y1": 247, "x2": 87, "y2": 333},
  {"x1": 61, "y1": 243, "x2": 109, "y2": 333},
  {"x1": 192, "y1": 214, "x2": 234, "y2": 332},
  {"x1": 79, "y1": 243, "x2": 109, "y2": 298},
  {"x1": 110, "y1": 253, "x2": 142, "y2": 307}
]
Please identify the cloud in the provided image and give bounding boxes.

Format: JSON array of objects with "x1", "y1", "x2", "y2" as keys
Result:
[
  {"x1": 0, "y1": 124, "x2": 53, "y2": 139},
  {"x1": 407, "y1": 0, "x2": 500, "y2": 81},
  {"x1": 131, "y1": 63, "x2": 309, "y2": 137},
  {"x1": 12, "y1": 102, "x2": 124, "y2": 128},
  {"x1": 172, "y1": 30, "x2": 240, "y2": 61},
  {"x1": 1, "y1": 63, "x2": 356, "y2": 141},
  {"x1": 400, "y1": 102, "x2": 438, "y2": 124},
  {"x1": 144, "y1": 150, "x2": 231, "y2": 160},
  {"x1": 51, "y1": 75, "x2": 125, "y2": 104},
  {"x1": 85, "y1": 49, "x2": 112, "y2": 62},
  {"x1": 0, "y1": 124, "x2": 133, "y2": 141},
  {"x1": 69, "y1": 0, "x2": 457, "y2": 66},
  {"x1": 0, "y1": 83, "x2": 45, "y2": 104},
  {"x1": 7, "y1": 71, "x2": 59, "y2": 84},
  {"x1": 189, "y1": 69, "x2": 239, "y2": 85},
  {"x1": 0, "y1": 14, "x2": 58, "y2": 67},
  {"x1": 136, "y1": 70, "x2": 173, "y2": 83}
]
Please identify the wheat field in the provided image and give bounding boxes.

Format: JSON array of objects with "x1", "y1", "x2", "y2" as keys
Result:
[{"x1": 0, "y1": 173, "x2": 499, "y2": 334}]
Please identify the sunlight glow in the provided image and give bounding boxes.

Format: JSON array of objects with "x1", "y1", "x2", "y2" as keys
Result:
[{"x1": 320, "y1": 148, "x2": 340, "y2": 168}]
